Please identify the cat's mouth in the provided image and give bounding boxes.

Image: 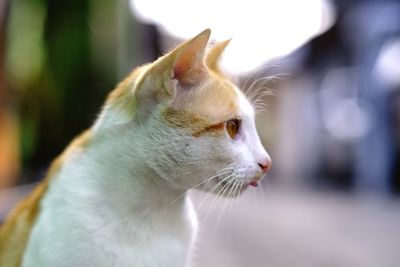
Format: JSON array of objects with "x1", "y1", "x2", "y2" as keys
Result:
[
  {"x1": 217, "y1": 174, "x2": 263, "y2": 189},
  {"x1": 248, "y1": 173, "x2": 264, "y2": 187}
]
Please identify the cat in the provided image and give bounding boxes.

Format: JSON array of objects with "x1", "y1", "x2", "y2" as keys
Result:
[{"x1": 0, "y1": 29, "x2": 271, "y2": 267}]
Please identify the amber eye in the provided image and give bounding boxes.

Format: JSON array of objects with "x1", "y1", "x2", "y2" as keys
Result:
[{"x1": 226, "y1": 119, "x2": 240, "y2": 139}]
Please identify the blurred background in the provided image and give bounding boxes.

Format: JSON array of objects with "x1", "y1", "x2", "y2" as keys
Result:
[{"x1": 1, "y1": 0, "x2": 400, "y2": 266}]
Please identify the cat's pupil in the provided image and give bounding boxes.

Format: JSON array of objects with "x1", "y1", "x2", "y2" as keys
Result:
[{"x1": 226, "y1": 119, "x2": 240, "y2": 139}]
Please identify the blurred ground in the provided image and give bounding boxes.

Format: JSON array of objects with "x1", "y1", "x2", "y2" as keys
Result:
[{"x1": 190, "y1": 187, "x2": 400, "y2": 267}]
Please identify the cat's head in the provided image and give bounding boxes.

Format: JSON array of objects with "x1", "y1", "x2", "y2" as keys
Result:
[{"x1": 95, "y1": 29, "x2": 271, "y2": 196}]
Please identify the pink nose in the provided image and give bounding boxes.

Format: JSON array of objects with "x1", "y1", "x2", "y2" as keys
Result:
[{"x1": 258, "y1": 160, "x2": 271, "y2": 173}]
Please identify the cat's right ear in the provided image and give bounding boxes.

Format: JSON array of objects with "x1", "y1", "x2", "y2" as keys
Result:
[{"x1": 205, "y1": 39, "x2": 230, "y2": 75}]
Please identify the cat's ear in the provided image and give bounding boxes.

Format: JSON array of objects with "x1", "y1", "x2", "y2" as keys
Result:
[
  {"x1": 205, "y1": 39, "x2": 230, "y2": 74},
  {"x1": 151, "y1": 29, "x2": 211, "y2": 92},
  {"x1": 172, "y1": 29, "x2": 211, "y2": 86},
  {"x1": 133, "y1": 29, "x2": 211, "y2": 118}
]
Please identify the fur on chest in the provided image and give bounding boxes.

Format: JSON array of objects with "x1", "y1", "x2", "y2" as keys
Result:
[{"x1": 21, "y1": 178, "x2": 197, "y2": 267}]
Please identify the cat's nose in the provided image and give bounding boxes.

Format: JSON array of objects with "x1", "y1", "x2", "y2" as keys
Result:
[{"x1": 258, "y1": 158, "x2": 271, "y2": 173}]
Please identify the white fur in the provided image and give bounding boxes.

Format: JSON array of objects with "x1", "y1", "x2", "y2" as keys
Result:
[{"x1": 22, "y1": 79, "x2": 269, "y2": 266}]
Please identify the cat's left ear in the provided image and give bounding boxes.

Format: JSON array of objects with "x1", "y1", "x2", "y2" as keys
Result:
[
  {"x1": 171, "y1": 29, "x2": 211, "y2": 87},
  {"x1": 150, "y1": 29, "x2": 211, "y2": 92},
  {"x1": 205, "y1": 39, "x2": 231, "y2": 75},
  {"x1": 134, "y1": 29, "x2": 211, "y2": 117}
]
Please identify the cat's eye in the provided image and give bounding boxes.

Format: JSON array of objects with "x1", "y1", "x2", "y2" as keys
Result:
[{"x1": 226, "y1": 119, "x2": 240, "y2": 139}]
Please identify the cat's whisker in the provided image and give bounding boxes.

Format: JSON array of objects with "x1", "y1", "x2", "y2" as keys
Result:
[
  {"x1": 254, "y1": 102, "x2": 269, "y2": 110},
  {"x1": 245, "y1": 72, "x2": 285, "y2": 105},
  {"x1": 249, "y1": 91, "x2": 272, "y2": 111},
  {"x1": 251, "y1": 82, "x2": 269, "y2": 93},
  {"x1": 203, "y1": 177, "x2": 233, "y2": 226},
  {"x1": 196, "y1": 173, "x2": 235, "y2": 215},
  {"x1": 249, "y1": 179, "x2": 257, "y2": 207},
  {"x1": 228, "y1": 180, "x2": 241, "y2": 219},
  {"x1": 199, "y1": 166, "x2": 235, "y2": 194},
  {"x1": 256, "y1": 91, "x2": 276, "y2": 101},
  {"x1": 235, "y1": 182, "x2": 245, "y2": 212},
  {"x1": 247, "y1": 76, "x2": 275, "y2": 95},
  {"x1": 254, "y1": 103, "x2": 269, "y2": 109},
  {"x1": 197, "y1": 172, "x2": 234, "y2": 213},
  {"x1": 241, "y1": 62, "x2": 281, "y2": 89},
  {"x1": 253, "y1": 98, "x2": 269, "y2": 105},
  {"x1": 220, "y1": 179, "x2": 242, "y2": 232},
  {"x1": 255, "y1": 109, "x2": 267, "y2": 115},
  {"x1": 249, "y1": 86, "x2": 274, "y2": 104},
  {"x1": 248, "y1": 85, "x2": 267, "y2": 103},
  {"x1": 162, "y1": 168, "x2": 234, "y2": 213},
  {"x1": 223, "y1": 181, "x2": 236, "y2": 227},
  {"x1": 241, "y1": 62, "x2": 286, "y2": 91},
  {"x1": 200, "y1": 167, "x2": 234, "y2": 194},
  {"x1": 253, "y1": 98, "x2": 269, "y2": 104},
  {"x1": 254, "y1": 87, "x2": 276, "y2": 97},
  {"x1": 250, "y1": 87, "x2": 276, "y2": 114},
  {"x1": 198, "y1": 168, "x2": 234, "y2": 190},
  {"x1": 211, "y1": 186, "x2": 232, "y2": 232},
  {"x1": 209, "y1": 176, "x2": 242, "y2": 226},
  {"x1": 240, "y1": 67, "x2": 265, "y2": 94},
  {"x1": 254, "y1": 104, "x2": 269, "y2": 114},
  {"x1": 213, "y1": 180, "x2": 238, "y2": 232},
  {"x1": 226, "y1": 179, "x2": 242, "y2": 215}
]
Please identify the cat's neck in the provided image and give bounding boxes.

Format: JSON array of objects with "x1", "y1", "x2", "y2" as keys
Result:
[
  {"x1": 38, "y1": 133, "x2": 196, "y2": 266},
  {"x1": 53, "y1": 131, "x2": 188, "y2": 223}
]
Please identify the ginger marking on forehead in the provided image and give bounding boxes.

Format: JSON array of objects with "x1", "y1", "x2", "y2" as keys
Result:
[
  {"x1": 162, "y1": 108, "x2": 226, "y2": 137},
  {"x1": 162, "y1": 108, "x2": 205, "y2": 128},
  {"x1": 192, "y1": 122, "x2": 225, "y2": 137}
]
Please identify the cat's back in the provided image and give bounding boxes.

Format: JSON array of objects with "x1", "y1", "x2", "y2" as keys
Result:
[
  {"x1": 0, "y1": 130, "x2": 91, "y2": 267},
  {"x1": 0, "y1": 177, "x2": 50, "y2": 267}
]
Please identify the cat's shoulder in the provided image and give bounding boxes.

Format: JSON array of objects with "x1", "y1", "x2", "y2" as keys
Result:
[{"x1": 0, "y1": 129, "x2": 92, "y2": 266}]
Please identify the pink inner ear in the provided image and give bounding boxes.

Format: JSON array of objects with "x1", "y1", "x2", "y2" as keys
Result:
[
  {"x1": 173, "y1": 61, "x2": 206, "y2": 87},
  {"x1": 173, "y1": 53, "x2": 193, "y2": 81},
  {"x1": 172, "y1": 44, "x2": 207, "y2": 87}
]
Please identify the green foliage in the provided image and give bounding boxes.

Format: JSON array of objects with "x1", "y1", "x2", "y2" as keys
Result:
[{"x1": 6, "y1": 0, "x2": 120, "y2": 176}]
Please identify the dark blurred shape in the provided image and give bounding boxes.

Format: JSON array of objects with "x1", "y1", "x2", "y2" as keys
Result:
[
  {"x1": 5, "y1": 0, "x2": 122, "y2": 184},
  {"x1": 345, "y1": 1, "x2": 400, "y2": 193},
  {"x1": 305, "y1": 21, "x2": 356, "y2": 190},
  {"x1": 392, "y1": 93, "x2": 400, "y2": 193},
  {"x1": 0, "y1": 0, "x2": 20, "y2": 189},
  {"x1": 265, "y1": 0, "x2": 400, "y2": 194},
  {"x1": 2, "y1": 0, "x2": 165, "y2": 187}
]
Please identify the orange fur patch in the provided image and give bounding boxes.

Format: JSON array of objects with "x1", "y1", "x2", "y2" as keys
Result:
[
  {"x1": 192, "y1": 122, "x2": 225, "y2": 137},
  {"x1": 163, "y1": 73, "x2": 239, "y2": 137},
  {"x1": 0, "y1": 130, "x2": 92, "y2": 266},
  {"x1": 162, "y1": 107, "x2": 227, "y2": 138},
  {"x1": 178, "y1": 74, "x2": 238, "y2": 119}
]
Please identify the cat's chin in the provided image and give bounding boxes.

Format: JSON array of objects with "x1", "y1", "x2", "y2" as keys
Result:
[
  {"x1": 208, "y1": 172, "x2": 265, "y2": 197},
  {"x1": 204, "y1": 178, "x2": 249, "y2": 198}
]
